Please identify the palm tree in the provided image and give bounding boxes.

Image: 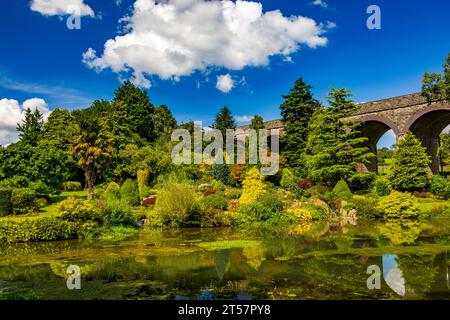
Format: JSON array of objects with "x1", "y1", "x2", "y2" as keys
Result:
[{"x1": 70, "y1": 120, "x2": 113, "y2": 200}]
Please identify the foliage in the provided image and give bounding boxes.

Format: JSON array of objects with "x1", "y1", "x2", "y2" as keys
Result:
[
  {"x1": 41, "y1": 108, "x2": 80, "y2": 150},
  {"x1": 155, "y1": 182, "x2": 201, "y2": 227},
  {"x1": 0, "y1": 217, "x2": 77, "y2": 243},
  {"x1": 332, "y1": 180, "x2": 353, "y2": 201},
  {"x1": 236, "y1": 191, "x2": 286, "y2": 225},
  {"x1": 210, "y1": 179, "x2": 226, "y2": 191},
  {"x1": 17, "y1": 108, "x2": 43, "y2": 146},
  {"x1": 104, "y1": 181, "x2": 121, "y2": 201},
  {"x1": 429, "y1": 175, "x2": 450, "y2": 199},
  {"x1": 377, "y1": 191, "x2": 421, "y2": 219},
  {"x1": 239, "y1": 167, "x2": 266, "y2": 205},
  {"x1": 199, "y1": 194, "x2": 228, "y2": 211},
  {"x1": 280, "y1": 78, "x2": 319, "y2": 177},
  {"x1": 348, "y1": 172, "x2": 376, "y2": 192},
  {"x1": 351, "y1": 195, "x2": 382, "y2": 218},
  {"x1": 280, "y1": 168, "x2": 296, "y2": 190},
  {"x1": 211, "y1": 164, "x2": 231, "y2": 185},
  {"x1": 212, "y1": 106, "x2": 236, "y2": 136},
  {"x1": 29, "y1": 180, "x2": 51, "y2": 197},
  {"x1": 305, "y1": 88, "x2": 373, "y2": 186},
  {"x1": 62, "y1": 181, "x2": 82, "y2": 192},
  {"x1": 0, "y1": 188, "x2": 12, "y2": 217},
  {"x1": 70, "y1": 116, "x2": 114, "y2": 199},
  {"x1": 113, "y1": 81, "x2": 156, "y2": 142},
  {"x1": 229, "y1": 164, "x2": 246, "y2": 185},
  {"x1": 249, "y1": 115, "x2": 265, "y2": 130},
  {"x1": 57, "y1": 197, "x2": 104, "y2": 223},
  {"x1": 137, "y1": 169, "x2": 149, "y2": 198},
  {"x1": 389, "y1": 132, "x2": 430, "y2": 191},
  {"x1": 374, "y1": 176, "x2": 391, "y2": 196},
  {"x1": 120, "y1": 179, "x2": 140, "y2": 206},
  {"x1": 103, "y1": 199, "x2": 136, "y2": 226},
  {"x1": 225, "y1": 188, "x2": 242, "y2": 200},
  {"x1": 153, "y1": 104, "x2": 177, "y2": 141},
  {"x1": 421, "y1": 53, "x2": 450, "y2": 103},
  {"x1": 10, "y1": 188, "x2": 38, "y2": 215}
]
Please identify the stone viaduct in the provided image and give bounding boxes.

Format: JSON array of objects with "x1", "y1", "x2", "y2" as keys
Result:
[{"x1": 245, "y1": 93, "x2": 450, "y2": 174}]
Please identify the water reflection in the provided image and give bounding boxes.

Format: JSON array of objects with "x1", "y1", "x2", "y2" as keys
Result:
[{"x1": 0, "y1": 219, "x2": 450, "y2": 300}]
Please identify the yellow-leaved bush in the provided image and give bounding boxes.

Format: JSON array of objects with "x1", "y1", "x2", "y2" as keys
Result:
[{"x1": 239, "y1": 167, "x2": 266, "y2": 205}]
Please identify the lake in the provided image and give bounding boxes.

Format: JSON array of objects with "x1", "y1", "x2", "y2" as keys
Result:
[{"x1": 1, "y1": 217, "x2": 450, "y2": 300}]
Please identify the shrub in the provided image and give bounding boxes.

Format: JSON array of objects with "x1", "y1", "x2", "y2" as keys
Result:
[
  {"x1": 140, "y1": 186, "x2": 156, "y2": 198},
  {"x1": 332, "y1": 180, "x2": 353, "y2": 201},
  {"x1": 377, "y1": 191, "x2": 421, "y2": 219},
  {"x1": 57, "y1": 197, "x2": 104, "y2": 223},
  {"x1": 29, "y1": 180, "x2": 52, "y2": 197},
  {"x1": 11, "y1": 188, "x2": 38, "y2": 215},
  {"x1": 104, "y1": 199, "x2": 135, "y2": 226},
  {"x1": 120, "y1": 179, "x2": 140, "y2": 206},
  {"x1": 155, "y1": 183, "x2": 201, "y2": 227},
  {"x1": 230, "y1": 164, "x2": 246, "y2": 185},
  {"x1": 240, "y1": 167, "x2": 266, "y2": 205},
  {"x1": 211, "y1": 164, "x2": 231, "y2": 185},
  {"x1": 200, "y1": 193, "x2": 228, "y2": 211},
  {"x1": 374, "y1": 176, "x2": 391, "y2": 196},
  {"x1": 351, "y1": 195, "x2": 382, "y2": 218},
  {"x1": 0, "y1": 188, "x2": 12, "y2": 217},
  {"x1": 258, "y1": 191, "x2": 284, "y2": 214},
  {"x1": 210, "y1": 179, "x2": 225, "y2": 191},
  {"x1": 429, "y1": 175, "x2": 450, "y2": 199},
  {"x1": 236, "y1": 191, "x2": 285, "y2": 225},
  {"x1": 286, "y1": 208, "x2": 313, "y2": 221},
  {"x1": 0, "y1": 217, "x2": 77, "y2": 243},
  {"x1": 198, "y1": 184, "x2": 211, "y2": 193},
  {"x1": 0, "y1": 176, "x2": 30, "y2": 188},
  {"x1": 36, "y1": 197, "x2": 48, "y2": 208},
  {"x1": 104, "y1": 182, "x2": 121, "y2": 201},
  {"x1": 62, "y1": 181, "x2": 82, "y2": 192},
  {"x1": 348, "y1": 173, "x2": 376, "y2": 192},
  {"x1": 137, "y1": 169, "x2": 149, "y2": 198},
  {"x1": 225, "y1": 188, "x2": 242, "y2": 200},
  {"x1": 280, "y1": 168, "x2": 296, "y2": 190}
]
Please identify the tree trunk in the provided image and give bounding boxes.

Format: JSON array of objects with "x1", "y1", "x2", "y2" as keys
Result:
[{"x1": 85, "y1": 168, "x2": 95, "y2": 200}]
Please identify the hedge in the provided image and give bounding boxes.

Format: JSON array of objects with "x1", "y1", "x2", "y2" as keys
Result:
[
  {"x1": 0, "y1": 188, "x2": 12, "y2": 217},
  {"x1": 0, "y1": 217, "x2": 77, "y2": 243}
]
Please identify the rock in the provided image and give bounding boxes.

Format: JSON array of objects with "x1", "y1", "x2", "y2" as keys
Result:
[
  {"x1": 311, "y1": 198, "x2": 330, "y2": 212},
  {"x1": 142, "y1": 195, "x2": 157, "y2": 207},
  {"x1": 136, "y1": 218, "x2": 147, "y2": 227}
]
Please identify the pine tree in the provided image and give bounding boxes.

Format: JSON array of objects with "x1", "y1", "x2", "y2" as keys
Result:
[
  {"x1": 113, "y1": 81, "x2": 156, "y2": 142},
  {"x1": 249, "y1": 115, "x2": 265, "y2": 130},
  {"x1": 41, "y1": 108, "x2": 80, "y2": 149},
  {"x1": 17, "y1": 108, "x2": 44, "y2": 146},
  {"x1": 305, "y1": 88, "x2": 373, "y2": 186},
  {"x1": 389, "y1": 131, "x2": 431, "y2": 191},
  {"x1": 280, "y1": 78, "x2": 319, "y2": 177},
  {"x1": 212, "y1": 106, "x2": 236, "y2": 136},
  {"x1": 153, "y1": 104, "x2": 177, "y2": 139}
]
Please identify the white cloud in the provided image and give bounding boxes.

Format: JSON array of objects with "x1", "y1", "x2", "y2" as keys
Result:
[
  {"x1": 312, "y1": 0, "x2": 328, "y2": 8},
  {"x1": 83, "y1": 0, "x2": 328, "y2": 88},
  {"x1": 234, "y1": 115, "x2": 252, "y2": 123},
  {"x1": 326, "y1": 21, "x2": 336, "y2": 29},
  {"x1": 0, "y1": 98, "x2": 51, "y2": 146},
  {"x1": 31, "y1": 0, "x2": 95, "y2": 17},
  {"x1": 216, "y1": 74, "x2": 235, "y2": 93}
]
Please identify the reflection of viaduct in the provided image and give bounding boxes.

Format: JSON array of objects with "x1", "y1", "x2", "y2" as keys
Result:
[{"x1": 246, "y1": 93, "x2": 450, "y2": 174}]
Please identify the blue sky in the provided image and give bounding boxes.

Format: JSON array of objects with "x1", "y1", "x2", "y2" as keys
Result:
[{"x1": 0, "y1": 0, "x2": 449, "y2": 147}]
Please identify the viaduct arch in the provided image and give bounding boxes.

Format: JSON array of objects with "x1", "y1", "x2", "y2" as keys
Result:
[{"x1": 246, "y1": 93, "x2": 450, "y2": 174}]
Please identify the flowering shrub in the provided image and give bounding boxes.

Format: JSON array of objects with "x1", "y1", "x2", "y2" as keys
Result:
[{"x1": 239, "y1": 167, "x2": 266, "y2": 205}]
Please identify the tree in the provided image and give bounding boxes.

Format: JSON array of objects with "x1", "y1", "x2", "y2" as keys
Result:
[
  {"x1": 17, "y1": 108, "x2": 43, "y2": 146},
  {"x1": 212, "y1": 106, "x2": 236, "y2": 136},
  {"x1": 305, "y1": 88, "x2": 373, "y2": 186},
  {"x1": 153, "y1": 104, "x2": 177, "y2": 140},
  {"x1": 41, "y1": 108, "x2": 80, "y2": 149},
  {"x1": 113, "y1": 81, "x2": 156, "y2": 142},
  {"x1": 249, "y1": 115, "x2": 265, "y2": 130},
  {"x1": 389, "y1": 131, "x2": 430, "y2": 191},
  {"x1": 280, "y1": 78, "x2": 319, "y2": 177},
  {"x1": 421, "y1": 53, "x2": 450, "y2": 103},
  {"x1": 70, "y1": 118, "x2": 113, "y2": 200},
  {"x1": 438, "y1": 132, "x2": 450, "y2": 173}
]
